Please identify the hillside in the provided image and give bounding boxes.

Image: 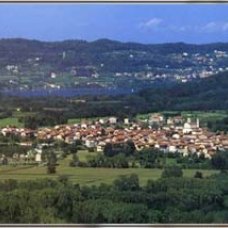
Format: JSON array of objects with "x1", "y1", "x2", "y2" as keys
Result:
[
  {"x1": 0, "y1": 38, "x2": 228, "y2": 90},
  {"x1": 0, "y1": 38, "x2": 228, "y2": 70},
  {"x1": 139, "y1": 71, "x2": 228, "y2": 111}
]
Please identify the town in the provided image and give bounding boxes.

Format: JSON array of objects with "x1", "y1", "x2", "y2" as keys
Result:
[{"x1": 1, "y1": 113, "x2": 227, "y2": 164}]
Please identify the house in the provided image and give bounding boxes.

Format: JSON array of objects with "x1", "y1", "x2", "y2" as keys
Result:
[
  {"x1": 183, "y1": 122, "x2": 192, "y2": 134},
  {"x1": 34, "y1": 148, "x2": 43, "y2": 162},
  {"x1": 149, "y1": 114, "x2": 164, "y2": 128},
  {"x1": 109, "y1": 117, "x2": 117, "y2": 124},
  {"x1": 172, "y1": 133, "x2": 180, "y2": 139},
  {"x1": 96, "y1": 142, "x2": 106, "y2": 152},
  {"x1": 50, "y1": 72, "x2": 57, "y2": 79},
  {"x1": 168, "y1": 145, "x2": 177, "y2": 153},
  {"x1": 124, "y1": 118, "x2": 129, "y2": 125},
  {"x1": 99, "y1": 119, "x2": 105, "y2": 124},
  {"x1": 85, "y1": 139, "x2": 96, "y2": 148},
  {"x1": 167, "y1": 118, "x2": 174, "y2": 125},
  {"x1": 81, "y1": 123, "x2": 87, "y2": 129},
  {"x1": 183, "y1": 118, "x2": 200, "y2": 134},
  {"x1": 174, "y1": 116, "x2": 184, "y2": 125}
]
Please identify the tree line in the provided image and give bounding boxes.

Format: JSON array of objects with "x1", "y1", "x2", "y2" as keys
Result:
[
  {"x1": 69, "y1": 143, "x2": 227, "y2": 171},
  {"x1": 0, "y1": 170, "x2": 228, "y2": 223}
]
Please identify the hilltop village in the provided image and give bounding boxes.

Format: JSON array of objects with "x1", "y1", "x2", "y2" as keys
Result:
[{"x1": 1, "y1": 114, "x2": 227, "y2": 162}]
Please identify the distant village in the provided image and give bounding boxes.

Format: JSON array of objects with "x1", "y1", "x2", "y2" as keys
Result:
[
  {"x1": 3, "y1": 49, "x2": 228, "y2": 90},
  {"x1": 0, "y1": 113, "x2": 228, "y2": 163}
]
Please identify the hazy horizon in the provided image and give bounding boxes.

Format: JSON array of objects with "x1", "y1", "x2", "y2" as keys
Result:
[{"x1": 1, "y1": 36, "x2": 228, "y2": 46}]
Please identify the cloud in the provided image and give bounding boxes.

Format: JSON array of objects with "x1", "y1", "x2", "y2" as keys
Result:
[
  {"x1": 200, "y1": 21, "x2": 228, "y2": 32},
  {"x1": 222, "y1": 23, "x2": 228, "y2": 31},
  {"x1": 138, "y1": 19, "x2": 228, "y2": 34},
  {"x1": 201, "y1": 22, "x2": 218, "y2": 32},
  {"x1": 168, "y1": 25, "x2": 189, "y2": 32},
  {"x1": 168, "y1": 21, "x2": 228, "y2": 33},
  {"x1": 139, "y1": 18, "x2": 163, "y2": 29}
]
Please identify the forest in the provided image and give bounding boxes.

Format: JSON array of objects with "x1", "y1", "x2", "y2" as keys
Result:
[{"x1": 0, "y1": 170, "x2": 228, "y2": 223}]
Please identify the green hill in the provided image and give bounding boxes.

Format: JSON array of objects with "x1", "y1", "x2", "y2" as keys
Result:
[
  {"x1": 139, "y1": 71, "x2": 228, "y2": 111},
  {"x1": 0, "y1": 38, "x2": 227, "y2": 74}
]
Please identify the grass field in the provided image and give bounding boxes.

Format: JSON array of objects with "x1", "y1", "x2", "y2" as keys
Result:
[
  {"x1": 0, "y1": 156, "x2": 219, "y2": 186},
  {"x1": 0, "y1": 117, "x2": 24, "y2": 128},
  {"x1": 68, "y1": 116, "x2": 109, "y2": 125},
  {"x1": 136, "y1": 110, "x2": 227, "y2": 122},
  {"x1": 0, "y1": 111, "x2": 38, "y2": 128},
  {"x1": 77, "y1": 150, "x2": 99, "y2": 162},
  {"x1": 68, "y1": 118, "x2": 82, "y2": 124},
  {"x1": 181, "y1": 111, "x2": 227, "y2": 122}
]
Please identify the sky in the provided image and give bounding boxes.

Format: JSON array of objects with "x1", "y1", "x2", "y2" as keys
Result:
[{"x1": 0, "y1": 3, "x2": 227, "y2": 44}]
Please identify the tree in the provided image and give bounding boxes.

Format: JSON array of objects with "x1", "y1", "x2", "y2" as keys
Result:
[
  {"x1": 68, "y1": 142, "x2": 78, "y2": 154},
  {"x1": 135, "y1": 148, "x2": 161, "y2": 168},
  {"x1": 47, "y1": 151, "x2": 57, "y2": 174},
  {"x1": 211, "y1": 152, "x2": 227, "y2": 170},
  {"x1": 103, "y1": 143, "x2": 114, "y2": 157},
  {"x1": 194, "y1": 171, "x2": 203, "y2": 179},
  {"x1": 113, "y1": 174, "x2": 140, "y2": 191},
  {"x1": 58, "y1": 175, "x2": 69, "y2": 186},
  {"x1": 161, "y1": 166, "x2": 183, "y2": 178},
  {"x1": 1, "y1": 157, "x2": 8, "y2": 165},
  {"x1": 125, "y1": 140, "x2": 136, "y2": 156},
  {"x1": 69, "y1": 154, "x2": 79, "y2": 167},
  {"x1": 113, "y1": 153, "x2": 129, "y2": 168},
  {"x1": 23, "y1": 116, "x2": 38, "y2": 129}
]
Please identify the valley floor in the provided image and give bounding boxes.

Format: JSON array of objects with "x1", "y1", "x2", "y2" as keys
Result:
[{"x1": 0, "y1": 156, "x2": 219, "y2": 186}]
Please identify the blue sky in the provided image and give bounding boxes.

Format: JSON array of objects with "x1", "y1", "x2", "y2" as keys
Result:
[{"x1": 0, "y1": 4, "x2": 227, "y2": 44}]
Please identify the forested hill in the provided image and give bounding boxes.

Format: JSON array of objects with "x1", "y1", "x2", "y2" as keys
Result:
[
  {"x1": 0, "y1": 38, "x2": 228, "y2": 90},
  {"x1": 138, "y1": 71, "x2": 228, "y2": 111},
  {"x1": 0, "y1": 38, "x2": 228, "y2": 72}
]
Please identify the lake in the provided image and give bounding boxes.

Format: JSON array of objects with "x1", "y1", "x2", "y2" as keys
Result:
[{"x1": 1, "y1": 87, "x2": 137, "y2": 97}]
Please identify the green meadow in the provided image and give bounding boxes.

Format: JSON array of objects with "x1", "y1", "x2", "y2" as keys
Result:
[
  {"x1": 0, "y1": 117, "x2": 23, "y2": 128},
  {"x1": 0, "y1": 156, "x2": 218, "y2": 186},
  {"x1": 136, "y1": 110, "x2": 227, "y2": 122}
]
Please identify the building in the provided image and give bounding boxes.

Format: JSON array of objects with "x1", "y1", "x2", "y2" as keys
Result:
[
  {"x1": 183, "y1": 118, "x2": 199, "y2": 134},
  {"x1": 124, "y1": 118, "x2": 129, "y2": 125},
  {"x1": 109, "y1": 117, "x2": 117, "y2": 124}
]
